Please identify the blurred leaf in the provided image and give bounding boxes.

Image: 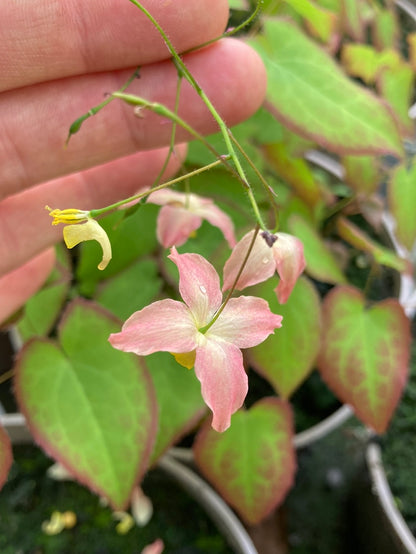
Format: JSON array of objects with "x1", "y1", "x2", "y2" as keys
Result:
[
  {"x1": 378, "y1": 61, "x2": 414, "y2": 136},
  {"x1": 76, "y1": 205, "x2": 159, "y2": 296},
  {"x1": 288, "y1": 215, "x2": 346, "y2": 283},
  {"x1": 264, "y1": 142, "x2": 323, "y2": 206},
  {"x1": 341, "y1": 0, "x2": 368, "y2": 41},
  {"x1": 388, "y1": 161, "x2": 416, "y2": 251},
  {"x1": 146, "y1": 352, "x2": 206, "y2": 465},
  {"x1": 336, "y1": 216, "x2": 411, "y2": 273},
  {"x1": 95, "y1": 258, "x2": 162, "y2": 321},
  {"x1": 372, "y1": 7, "x2": 399, "y2": 50},
  {"x1": 341, "y1": 44, "x2": 380, "y2": 84},
  {"x1": 248, "y1": 277, "x2": 321, "y2": 397},
  {"x1": 285, "y1": 0, "x2": 337, "y2": 42},
  {"x1": 0, "y1": 425, "x2": 12, "y2": 491},
  {"x1": 194, "y1": 398, "x2": 296, "y2": 525},
  {"x1": 252, "y1": 18, "x2": 403, "y2": 156},
  {"x1": 15, "y1": 300, "x2": 157, "y2": 509},
  {"x1": 317, "y1": 285, "x2": 410, "y2": 432},
  {"x1": 342, "y1": 155, "x2": 380, "y2": 196}
]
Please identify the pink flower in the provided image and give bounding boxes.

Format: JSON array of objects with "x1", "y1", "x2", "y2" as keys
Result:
[
  {"x1": 109, "y1": 247, "x2": 282, "y2": 432},
  {"x1": 223, "y1": 230, "x2": 306, "y2": 304},
  {"x1": 147, "y1": 189, "x2": 236, "y2": 248}
]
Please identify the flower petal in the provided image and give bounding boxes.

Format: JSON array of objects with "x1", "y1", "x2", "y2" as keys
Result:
[
  {"x1": 208, "y1": 296, "x2": 282, "y2": 348},
  {"x1": 109, "y1": 299, "x2": 197, "y2": 355},
  {"x1": 63, "y1": 219, "x2": 111, "y2": 270},
  {"x1": 222, "y1": 230, "x2": 275, "y2": 291},
  {"x1": 168, "y1": 247, "x2": 222, "y2": 327},
  {"x1": 194, "y1": 202, "x2": 236, "y2": 248},
  {"x1": 195, "y1": 338, "x2": 248, "y2": 432},
  {"x1": 273, "y1": 233, "x2": 306, "y2": 303},
  {"x1": 156, "y1": 205, "x2": 202, "y2": 247}
]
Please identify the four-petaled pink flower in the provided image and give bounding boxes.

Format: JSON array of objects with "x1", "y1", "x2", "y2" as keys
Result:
[
  {"x1": 223, "y1": 230, "x2": 306, "y2": 304},
  {"x1": 109, "y1": 247, "x2": 282, "y2": 432},
  {"x1": 147, "y1": 189, "x2": 236, "y2": 248}
]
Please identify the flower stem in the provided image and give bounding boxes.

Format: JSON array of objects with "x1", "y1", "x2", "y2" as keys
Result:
[
  {"x1": 90, "y1": 158, "x2": 228, "y2": 218},
  {"x1": 66, "y1": 67, "x2": 140, "y2": 145},
  {"x1": 199, "y1": 224, "x2": 260, "y2": 334},
  {"x1": 126, "y1": 0, "x2": 265, "y2": 231}
]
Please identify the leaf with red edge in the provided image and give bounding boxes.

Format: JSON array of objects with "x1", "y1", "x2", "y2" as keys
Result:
[
  {"x1": 15, "y1": 299, "x2": 157, "y2": 509},
  {"x1": 248, "y1": 277, "x2": 321, "y2": 398},
  {"x1": 193, "y1": 398, "x2": 296, "y2": 525},
  {"x1": 0, "y1": 425, "x2": 12, "y2": 491},
  {"x1": 317, "y1": 286, "x2": 410, "y2": 433},
  {"x1": 252, "y1": 18, "x2": 402, "y2": 157}
]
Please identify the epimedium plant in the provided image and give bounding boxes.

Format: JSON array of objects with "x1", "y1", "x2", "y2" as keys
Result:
[{"x1": 0, "y1": 0, "x2": 415, "y2": 529}]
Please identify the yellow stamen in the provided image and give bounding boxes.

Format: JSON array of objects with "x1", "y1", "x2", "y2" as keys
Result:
[
  {"x1": 171, "y1": 351, "x2": 196, "y2": 369},
  {"x1": 46, "y1": 206, "x2": 90, "y2": 225}
]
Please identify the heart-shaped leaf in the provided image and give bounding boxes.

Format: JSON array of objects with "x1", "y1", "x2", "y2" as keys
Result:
[
  {"x1": 146, "y1": 352, "x2": 206, "y2": 465},
  {"x1": 252, "y1": 18, "x2": 403, "y2": 156},
  {"x1": 248, "y1": 277, "x2": 321, "y2": 397},
  {"x1": 0, "y1": 425, "x2": 12, "y2": 491},
  {"x1": 194, "y1": 398, "x2": 296, "y2": 525},
  {"x1": 15, "y1": 299, "x2": 157, "y2": 509},
  {"x1": 317, "y1": 286, "x2": 410, "y2": 432}
]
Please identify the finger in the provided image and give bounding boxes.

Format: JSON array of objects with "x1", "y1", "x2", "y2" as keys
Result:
[
  {"x1": 1, "y1": 0, "x2": 230, "y2": 91},
  {"x1": 0, "y1": 249, "x2": 55, "y2": 325},
  {"x1": 0, "y1": 145, "x2": 186, "y2": 277},
  {"x1": 0, "y1": 39, "x2": 266, "y2": 198}
]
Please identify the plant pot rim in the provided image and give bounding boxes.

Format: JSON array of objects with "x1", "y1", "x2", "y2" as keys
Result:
[{"x1": 366, "y1": 442, "x2": 416, "y2": 554}]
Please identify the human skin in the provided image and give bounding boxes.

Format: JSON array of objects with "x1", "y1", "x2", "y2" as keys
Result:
[{"x1": 0, "y1": 0, "x2": 266, "y2": 322}]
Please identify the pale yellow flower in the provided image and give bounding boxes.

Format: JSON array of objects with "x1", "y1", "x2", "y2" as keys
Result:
[{"x1": 46, "y1": 207, "x2": 111, "y2": 270}]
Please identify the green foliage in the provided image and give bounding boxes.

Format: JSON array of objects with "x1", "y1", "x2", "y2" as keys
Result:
[{"x1": 15, "y1": 300, "x2": 157, "y2": 509}]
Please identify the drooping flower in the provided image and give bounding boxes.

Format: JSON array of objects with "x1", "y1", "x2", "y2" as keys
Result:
[
  {"x1": 223, "y1": 230, "x2": 306, "y2": 304},
  {"x1": 146, "y1": 189, "x2": 236, "y2": 248},
  {"x1": 109, "y1": 247, "x2": 282, "y2": 432},
  {"x1": 47, "y1": 207, "x2": 111, "y2": 270}
]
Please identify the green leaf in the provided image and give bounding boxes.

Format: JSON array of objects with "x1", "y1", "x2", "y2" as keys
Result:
[
  {"x1": 0, "y1": 425, "x2": 12, "y2": 491},
  {"x1": 146, "y1": 352, "x2": 206, "y2": 464},
  {"x1": 95, "y1": 258, "x2": 162, "y2": 321},
  {"x1": 251, "y1": 18, "x2": 403, "y2": 156},
  {"x1": 378, "y1": 62, "x2": 414, "y2": 136},
  {"x1": 76, "y1": 205, "x2": 159, "y2": 296},
  {"x1": 194, "y1": 398, "x2": 296, "y2": 525},
  {"x1": 372, "y1": 7, "x2": 398, "y2": 50},
  {"x1": 342, "y1": 155, "x2": 380, "y2": 196},
  {"x1": 288, "y1": 215, "x2": 346, "y2": 283},
  {"x1": 388, "y1": 162, "x2": 416, "y2": 251},
  {"x1": 284, "y1": 0, "x2": 337, "y2": 42},
  {"x1": 15, "y1": 300, "x2": 157, "y2": 509},
  {"x1": 248, "y1": 277, "x2": 321, "y2": 397},
  {"x1": 317, "y1": 286, "x2": 411, "y2": 432},
  {"x1": 17, "y1": 254, "x2": 70, "y2": 341},
  {"x1": 264, "y1": 142, "x2": 323, "y2": 206},
  {"x1": 341, "y1": 44, "x2": 380, "y2": 84},
  {"x1": 341, "y1": 0, "x2": 367, "y2": 40}
]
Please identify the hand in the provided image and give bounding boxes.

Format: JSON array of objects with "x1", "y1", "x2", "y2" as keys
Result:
[{"x1": 0, "y1": 0, "x2": 266, "y2": 323}]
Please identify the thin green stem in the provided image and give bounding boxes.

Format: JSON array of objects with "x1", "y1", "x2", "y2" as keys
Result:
[
  {"x1": 126, "y1": 0, "x2": 265, "y2": 230},
  {"x1": 199, "y1": 224, "x2": 260, "y2": 334},
  {"x1": 183, "y1": 1, "x2": 264, "y2": 54},
  {"x1": 152, "y1": 73, "x2": 183, "y2": 188},
  {"x1": 66, "y1": 67, "x2": 140, "y2": 145},
  {"x1": 112, "y1": 91, "x2": 242, "y2": 182},
  {"x1": 90, "y1": 158, "x2": 228, "y2": 218}
]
